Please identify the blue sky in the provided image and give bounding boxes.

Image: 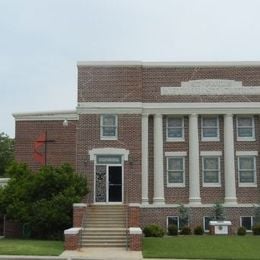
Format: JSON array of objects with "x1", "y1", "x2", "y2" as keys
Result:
[{"x1": 1, "y1": 0, "x2": 260, "y2": 137}]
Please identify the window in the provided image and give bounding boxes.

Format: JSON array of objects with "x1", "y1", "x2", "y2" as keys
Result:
[
  {"x1": 202, "y1": 156, "x2": 221, "y2": 187},
  {"x1": 238, "y1": 156, "x2": 257, "y2": 187},
  {"x1": 100, "y1": 115, "x2": 118, "y2": 140},
  {"x1": 167, "y1": 216, "x2": 179, "y2": 230},
  {"x1": 167, "y1": 156, "x2": 185, "y2": 187},
  {"x1": 201, "y1": 116, "x2": 219, "y2": 141},
  {"x1": 237, "y1": 116, "x2": 255, "y2": 141},
  {"x1": 166, "y1": 117, "x2": 184, "y2": 141},
  {"x1": 240, "y1": 216, "x2": 254, "y2": 231},
  {"x1": 203, "y1": 216, "x2": 213, "y2": 232}
]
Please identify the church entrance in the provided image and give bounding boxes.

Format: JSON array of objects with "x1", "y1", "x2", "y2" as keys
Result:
[{"x1": 94, "y1": 155, "x2": 123, "y2": 203}]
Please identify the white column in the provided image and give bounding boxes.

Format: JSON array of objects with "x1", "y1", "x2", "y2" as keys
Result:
[
  {"x1": 153, "y1": 114, "x2": 165, "y2": 204},
  {"x1": 189, "y1": 114, "x2": 201, "y2": 204},
  {"x1": 224, "y1": 114, "x2": 237, "y2": 205},
  {"x1": 142, "y1": 114, "x2": 149, "y2": 204}
]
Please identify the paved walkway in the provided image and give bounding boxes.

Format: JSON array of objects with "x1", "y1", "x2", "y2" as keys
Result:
[{"x1": 60, "y1": 248, "x2": 143, "y2": 260}]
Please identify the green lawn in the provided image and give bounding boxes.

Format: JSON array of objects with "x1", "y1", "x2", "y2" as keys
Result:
[
  {"x1": 143, "y1": 236, "x2": 260, "y2": 259},
  {"x1": 0, "y1": 239, "x2": 64, "y2": 256}
]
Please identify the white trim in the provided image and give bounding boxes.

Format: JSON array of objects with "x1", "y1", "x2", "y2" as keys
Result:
[
  {"x1": 13, "y1": 110, "x2": 78, "y2": 121},
  {"x1": 165, "y1": 151, "x2": 187, "y2": 157},
  {"x1": 73, "y1": 203, "x2": 87, "y2": 208},
  {"x1": 202, "y1": 156, "x2": 221, "y2": 187},
  {"x1": 200, "y1": 151, "x2": 222, "y2": 156},
  {"x1": 89, "y1": 148, "x2": 129, "y2": 161},
  {"x1": 237, "y1": 155, "x2": 257, "y2": 187},
  {"x1": 240, "y1": 216, "x2": 254, "y2": 231},
  {"x1": 77, "y1": 61, "x2": 260, "y2": 67},
  {"x1": 236, "y1": 115, "x2": 256, "y2": 142},
  {"x1": 141, "y1": 203, "x2": 259, "y2": 208},
  {"x1": 77, "y1": 102, "x2": 260, "y2": 115},
  {"x1": 203, "y1": 216, "x2": 213, "y2": 232},
  {"x1": 64, "y1": 227, "x2": 81, "y2": 235},
  {"x1": 236, "y1": 151, "x2": 258, "y2": 156},
  {"x1": 129, "y1": 227, "x2": 142, "y2": 235},
  {"x1": 166, "y1": 156, "x2": 185, "y2": 188},
  {"x1": 100, "y1": 114, "x2": 118, "y2": 140},
  {"x1": 201, "y1": 115, "x2": 220, "y2": 142},
  {"x1": 166, "y1": 116, "x2": 185, "y2": 142}
]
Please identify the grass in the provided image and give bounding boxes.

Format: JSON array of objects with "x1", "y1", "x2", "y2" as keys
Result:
[
  {"x1": 143, "y1": 236, "x2": 260, "y2": 259},
  {"x1": 0, "y1": 239, "x2": 64, "y2": 256}
]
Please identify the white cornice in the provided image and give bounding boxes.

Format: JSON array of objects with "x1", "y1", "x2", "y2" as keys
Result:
[
  {"x1": 77, "y1": 60, "x2": 260, "y2": 67},
  {"x1": 13, "y1": 110, "x2": 79, "y2": 121},
  {"x1": 77, "y1": 102, "x2": 260, "y2": 115}
]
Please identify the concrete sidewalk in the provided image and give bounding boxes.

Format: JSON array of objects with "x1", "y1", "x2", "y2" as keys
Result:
[{"x1": 60, "y1": 248, "x2": 143, "y2": 260}]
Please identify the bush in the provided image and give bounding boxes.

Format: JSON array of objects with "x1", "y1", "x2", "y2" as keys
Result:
[
  {"x1": 180, "y1": 226, "x2": 191, "y2": 235},
  {"x1": 194, "y1": 226, "x2": 204, "y2": 235},
  {"x1": 252, "y1": 224, "x2": 260, "y2": 235},
  {"x1": 143, "y1": 224, "x2": 164, "y2": 237},
  {"x1": 168, "y1": 224, "x2": 178, "y2": 236},
  {"x1": 237, "y1": 227, "x2": 246, "y2": 236}
]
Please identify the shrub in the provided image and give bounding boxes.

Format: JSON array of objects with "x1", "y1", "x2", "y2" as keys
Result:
[
  {"x1": 237, "y1": 227, "x2": 246, "y2": 236},
  {"x1": 143, "y1": 224, "x2": 164, "y2": 237},
  {"x1": 168, "y1": 224, "x2": 178, "y2": 236},
  {"x1": 194, "y1": 226, "x2": 204, "y2": 235},
  {"x1": 252, "y1": 224, "x2": 260, "y2": 235},
  {"x1": 180, "y1": 226, "x2": 191, "y2": 235}
]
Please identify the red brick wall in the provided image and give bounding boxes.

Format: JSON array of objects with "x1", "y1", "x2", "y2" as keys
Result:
[{"x1": 15, "y1": 121, "x2": 77, "y2": 172}]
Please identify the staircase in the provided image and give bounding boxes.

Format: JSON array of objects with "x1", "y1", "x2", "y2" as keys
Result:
[{"x1": 80, "y1": 205, "x2": 128, "y2": 248}]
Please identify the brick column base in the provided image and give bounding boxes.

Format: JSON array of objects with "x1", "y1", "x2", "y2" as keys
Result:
[
  {"x1": 128, "y1": 204, "x2": 140, "y2": 227},
  {"x1": 64, "y1": 228, "x2": 81, "y2": 250},
  {"x1": 73, "y1": 203, "x2": 87, "y2": 227},
  {"x1": 129, "y1": 227, "x2": 142, "y2": 251}
]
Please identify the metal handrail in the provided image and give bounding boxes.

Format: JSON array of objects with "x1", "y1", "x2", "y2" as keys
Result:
[{"x1": 125, "y1": 169, "x2": 129, "y2": 250}]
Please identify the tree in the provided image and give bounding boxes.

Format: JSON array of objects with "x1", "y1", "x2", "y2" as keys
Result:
[
  {"x1": 0, "y1": 132, "x2": 14, "y2": 176},
  {"x1": 214, "y1": 202, "x2": 225, "y2": 221},
  {"x1": 0, "y1": 162, "x2": 88, "y2": 239},
  {"x1": 178, "y1": 204, "x2": 189, "y2": 228}
]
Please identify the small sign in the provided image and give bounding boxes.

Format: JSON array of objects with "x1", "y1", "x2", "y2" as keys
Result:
[{"x1": 96, "y1": 155, "x2": 122, "y2": 164}]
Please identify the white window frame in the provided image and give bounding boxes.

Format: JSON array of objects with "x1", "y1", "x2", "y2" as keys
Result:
[
  {"x1": 201, "y1": 115, "x2": 220, "y2": 142},
  {"x1": 100, "y1": 114, "x2": 118, "y2": 140},
  {"x1": 237, "y1": 154, "x2": 257, "y2": 187},
  {"x1": 236, "y1": 115, "x2": 256, "y2": 142},
  {"x1": 240, "y1": 216, "x2": 254, "y2": 232},
  {"x1": 166, "y1": 116, "x2": 185, "y2": 142},
  {"x1": 203, "y1": 216, "x2": 213, "y2": 232},
  {"x1": 167, "y1": 216, "x2": 179, "y2": 230},
  {"x1": 201, "y1": 152, "x2": 221, "y2": 187},
  {"x1": 166, "y1": 154, "x2": 186, "y2": 187}
]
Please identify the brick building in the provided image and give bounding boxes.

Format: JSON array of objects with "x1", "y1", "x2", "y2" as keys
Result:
[{"x1": 14, "y1": 61, "x2": 260, "y2": 245}]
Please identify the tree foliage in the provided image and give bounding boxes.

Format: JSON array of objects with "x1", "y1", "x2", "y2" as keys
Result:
[
  {"x1": 214, "y1": 202, "x2": 225, "y2": 221},
  {"x1": 0, "y1": 162, "x2": 88, "y2": 239},
  {"x1": 0, "y1": 132, "x2": 14, "y2": 176},
  {"x1": 178, "y1": 204, "x2": 189, "y2": 228}
]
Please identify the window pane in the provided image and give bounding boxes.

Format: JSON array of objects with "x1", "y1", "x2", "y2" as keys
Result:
[
  {"x1": 168, "y1": 128, "x2": 183, "y2": 138},
  {"x1": 168, "y1": 171, "x2": 183, "y2": 183},
  {"x1": 241, "y1": 217, "x2": 252, "y2": 230},
  {"x1": 204, "y1": 171, "x2": 219, "y2": 183},
  {"x1": 203, "y1": 128, "x2": 218, "y2": 137},
  {"x1": 168, "y1": 118, "x2": 182, "y2": 127},
  {"x1": 238, "y1": 128, "x2": 253, "y2": 137},
  {"x1": 168, "y1": 158, "x2": 183, "y2": 170},
  {"x1": 240, "y1": 171, "x2": 254, "y2": 183},
  {"x1": 238, "y1": 117, "x2": 253, "y2": 127},
  {"x1": 103, "y1": 127, "x2": 116, "y2": 137},
  {"x1": 239, "y1": 157, "x2": 254, "y2": 170},
  {"x1": 103, "y1": 115, "x2": 116, "y2": 126},
  {"x1": 168, "y1": 216, "x2": 178, "y2": 227},
  {"x1": 204, "y1": 158, "x2": 218, "y2": 170},
  {"x1": 203, "y1": 118, "x2": 217, "y2": 127},
  {"x1": 204, "y1": 217, "x2": 212, "y2": 231}
]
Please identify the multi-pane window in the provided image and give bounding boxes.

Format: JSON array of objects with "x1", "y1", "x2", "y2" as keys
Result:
[
  {"x1": 167, "y1": 216, "x2": 179, "y2": 230},
  {"x1": 100, "y1": 115, "x2": 118, "y2": 140},
  {"x1": 238, "y1": 156, "x2": 257, "y2": 186},
  {"x1": 240, "y1": 216, "x2": 254, "y2": 231},
  {"x1": 167, "y1": 117, "x2": 184, "y2": 141},
  {"x1": 237, "y1": 116, "x2": 255, "y2": 141},
  {"x1": 202, "y1": 156, "x2": 221, "y2": 187},
  {"x1": 203, "y1": 216, "x2": 213, "y2": 232},
  {"x1": 201, "y1": 116, "x2": 219, "y2": 141},
  {"x1": 167, "y1": 157, "x2": 185, "y2": 187}
]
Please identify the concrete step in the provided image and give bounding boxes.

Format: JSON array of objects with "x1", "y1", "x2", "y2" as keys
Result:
[
  {"x1": 81, "y1": 243, "x2": 126, "y2": 247},
  {"x1": 82, "y1": 235, "x2": 126, "y2": 240}
]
